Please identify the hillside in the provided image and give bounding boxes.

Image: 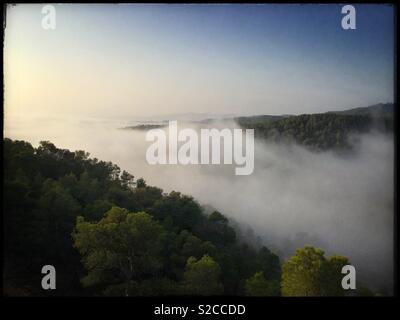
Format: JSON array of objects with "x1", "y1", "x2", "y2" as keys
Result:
[
  {"x1": 236, "y1": 103, "x2": 394, "y2": 151},
  {"x1": 3, "y1": 139, "x2": 281, "y2": 296},
  {"x1": 122, "y1": 104, "x2": 394, "y2": 151},
  {"x1": 328, "y1": 103, "x2": 394, "y2": 116},
  {"x1": 4, "y1": 138, "x2": 375, "y2": 296}
]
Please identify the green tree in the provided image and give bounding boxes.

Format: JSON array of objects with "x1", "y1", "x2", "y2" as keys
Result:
[
  {"x1": 135, "y1": 178, "x2": 147, "y2": 188},
  {"x1": 73, "y1": 207, "x2": 165, "y2": 296},
  {"x1": 120, "y1": 170, "x2": 135, "y2": 189},
  {"x1": 183, "y1": 255, "x2": 223, "y2": 295},
  {"x1": 321, "y1": 255, "x2": 350, "y2": 296},
  {"x1": 151, "y1": 191, "x2": 203, "y2": 232},
  {"x1": 281, "y1": 245, "x2": 349, "y2": 296},
  {"x1": 201, "y1": 211, "x2": 236, "y2": 247},
  {"x1": 256, "y1": 246, "x2": 281, "y2": 281},
  {"x1": 244, "y1": 271, "x2": 280, "y2": 296}
]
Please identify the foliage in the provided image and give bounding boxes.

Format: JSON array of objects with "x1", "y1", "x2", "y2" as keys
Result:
[
  {"x1": 3, "y1": 138, "x2": 282, "y2": 296},
  {"x1": 281, "y1": 246, "x2": 349, "y2": 296},
  {"x1": 4, "y1": 138, "x2": 363, "y2": 296},
  {"x1": 245, "y1": 271, "x2": 280, "y2": 296},
  {"x1": 73, "y1": 208, "x2": 165, "y2": 296},
  {"x1": 237, "y1": 112, "x2": 393, "y2": 151},
  {"x1": 182, "y1": 255, "x2": 223, "y2": 295}
]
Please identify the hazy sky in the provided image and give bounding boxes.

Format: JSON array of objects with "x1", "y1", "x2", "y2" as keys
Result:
[{"x1": 4, "y1": 4, "x2": 394, "y2": 119}]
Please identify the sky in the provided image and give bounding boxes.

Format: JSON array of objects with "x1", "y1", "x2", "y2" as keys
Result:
[{"x1": 4, "y1": 4, "x2": 395, "y2": 119}]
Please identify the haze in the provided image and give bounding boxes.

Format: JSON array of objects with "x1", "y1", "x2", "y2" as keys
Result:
[
  {"x1": 4, "y1": 4, "x2": 394, "y2": 120},
  {"x1": 3, "y1": 4, "x2": 395, "y2": 293}
]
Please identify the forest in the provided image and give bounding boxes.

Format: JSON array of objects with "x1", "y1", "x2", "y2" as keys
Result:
[
  {"x1": 3, "y1": 137, "x2": 377, "y2": 296},
  {"x1": 236, "y1": 103, "x2": 393, "y2": 151}
]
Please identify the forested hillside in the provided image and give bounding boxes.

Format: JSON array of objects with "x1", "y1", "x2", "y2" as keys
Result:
[
  {"x1": 3, "y1": 139, "x2": 374, "y2": 296},
  {"x1": 3, "y1": 138, "x2": 281, "y2": 296},
  {"x1": 237, "y1": 104, "x2": 393, "y2": 150}
]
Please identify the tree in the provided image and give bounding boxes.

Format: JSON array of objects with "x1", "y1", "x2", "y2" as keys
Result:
[
  {"x1": 120, "y1": 170, "x2": 135, "y2": 189},
  {"x1": 244, "y1": 271, "x2": 280, "y2": 296},
  {"x1": 131, "y1": 184, "x2": 163, "y2": 211},
  {"x1": 321, "y1": 255, "x2": 350, "y2": 296},
  {"x1": 151, "y1": 191, "x2": 204, "y2": 232},
  {"x1": 281, "y1": 245, "x2": 349, "y2": 296},
  {"x1": 136, "y1": 178, "x2": 147, "y2": 188},
  {"x1": 200, "y1": 211, "x2": 236, "y2": 247},
  {"x1": 72, "y1": 207, "x2": 165, "y2": 296},
  {"x1": 256, "y1": 246, "x2": 281, "y2": 281},
  {"x1": 208, "y1": 211, "x2": 228, "y2": 223},
  {"x1": 183, "y1": 255, "x2": 223, "y2": 295}
]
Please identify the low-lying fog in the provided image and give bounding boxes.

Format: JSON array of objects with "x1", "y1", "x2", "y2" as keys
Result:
[{"x1": 4, "y1": 115, "x2": 394, "y2": 293}]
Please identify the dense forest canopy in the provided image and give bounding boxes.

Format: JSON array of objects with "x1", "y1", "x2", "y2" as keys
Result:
[
  {"x1": 3, "y1": 138, "x2": 281, "y2": 296},
  {"x1": 3, "y1": 136, "x2": 378, "y2": 296},
  {"x1": 236, "y1": 103, "x2": 393, "y2": 151}
]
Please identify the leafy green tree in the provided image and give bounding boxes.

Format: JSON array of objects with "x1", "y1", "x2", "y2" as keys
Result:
[
  {"x1": 73, "y1": 207, "x2": 165, "y2": 296},
  {"x1": 183, "y1": 255, "x2": 223, "y2": 295},
  {"x1": 320, "y1": 255, "x2": 350, "y2": 296},
  {"x1": 256, "y1": 246, "x2": 281, "y2": 281},
  {"x1": 157, "y1": 229, "x2": 217, "y2": 282},
  {"x1": 200, "y1": 211, "x2": 236, "y2": 248},
  {"x1": 36, "y1": 180, "x2": 81, "y2": 261},
  {"x1": 131, "y1": 184, "x2": 163, "y2": 211},
  {"x1": 208, "y1": 211, "x2": 228, "y2": 223},
  {"x1": 82, "y1": 199, "x2": 113, "y2": 221},
  {"x1": 281, "y1": 245, "x2": 349, "y2": 296},
  {"x1": 151, "y1": 191, "x2": 204, "y2": 232},
  {"x1": 244, "y1": 271, "x2": 280, "y2": 296}
]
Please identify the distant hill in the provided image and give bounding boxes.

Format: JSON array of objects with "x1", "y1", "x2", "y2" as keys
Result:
[
  {"x1": 232, "y1": 103, "x2": 394, "y2": 124},
  {"x1": 232, "y1": 114, "x2": 289, "y2": 124},
  {"x1": 133, "y1": 112, "x2": 238, "y2": 123},
  {"x1": 121, "y1": 103, "x2": 394, "y2": 151},
  {"x1": 236, "y1": 103, "x2": 394, "y2": 151},
  {"x1": 121, "y1": 124, "x2": 166, "y2": 130},
  {"x1": 124, "y1": 103, "x2": 394, "y2": 127},
  {"x1": 328, "y1": 103, "x2": 394, "y2": 116}
]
